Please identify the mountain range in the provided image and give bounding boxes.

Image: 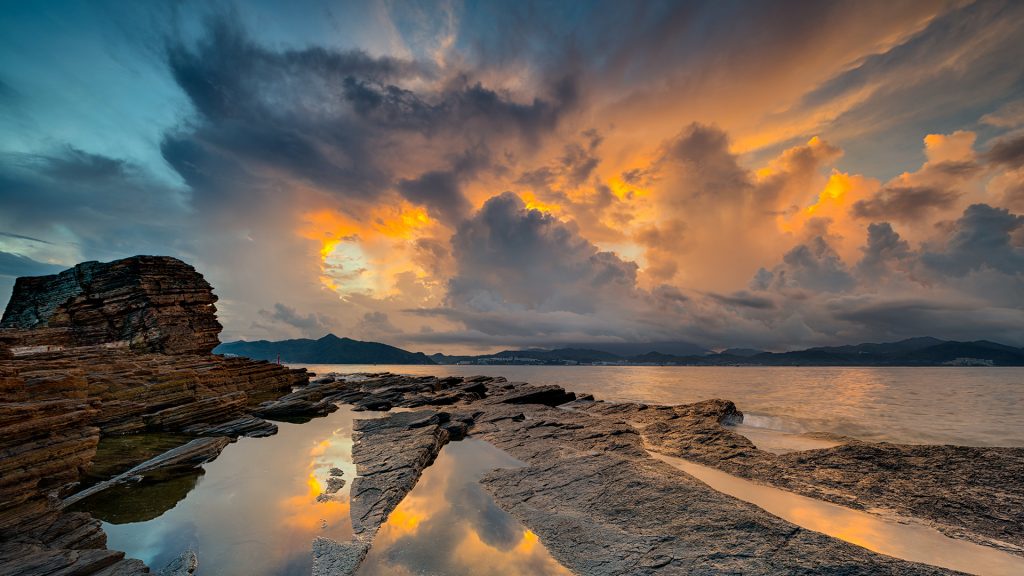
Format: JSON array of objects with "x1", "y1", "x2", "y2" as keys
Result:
[{"x1": 216, "y1": 334, "x2": 1024, "y2": 366}]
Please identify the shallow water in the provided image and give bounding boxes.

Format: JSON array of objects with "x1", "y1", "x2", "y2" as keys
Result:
[
  {"x1": 359, "y1": 438, "x2": 572, "y2": 576},
  {"x1": 647, "y1": 450, "x2": 1024, "y2": 576},
  {"x1": 80, "y1": 406, "x2": 568, "y2": 575},
  {"x1": 301, "y1": 365, "x2": 1024, "y2": 446}
]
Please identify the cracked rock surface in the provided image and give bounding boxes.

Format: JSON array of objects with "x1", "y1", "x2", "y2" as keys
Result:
[
  {"x1": 582, "y1": 398, "x2": 1024, "y2": 553},
  {"x1": 319, "y1": 372, "x2": 1003, "y2": 575}
]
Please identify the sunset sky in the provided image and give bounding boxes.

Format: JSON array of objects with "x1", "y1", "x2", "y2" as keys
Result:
[{"x1": 2, "y1": 0, "x2": 1024, "y2": 352}]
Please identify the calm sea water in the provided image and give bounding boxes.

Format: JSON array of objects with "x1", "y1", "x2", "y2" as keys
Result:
[
  {"x1": 86, "y1": 406, "x2": 569, "y2": 575},
  {"x1": 298, "y1": 365, "x2": 1024, "y2": 447}
]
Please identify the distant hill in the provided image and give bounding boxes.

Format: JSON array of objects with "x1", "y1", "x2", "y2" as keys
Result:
[
  {"x1": 433, "y1": 337, "x2": 1024, "y2": 366},
  {"x1": 720, "y1": 348, "x2": 765, "y2": 357},
  {"x1": 216, "y1": 334, "x2": 435, "y2": 364},
  {"x1": 803, "y1": 336, "x2": 945, "y2": 356},
  {"x1": 734, "y1": 338, "x2": 1024, "y2": 366},
  {"x1": 221, "y1": 335, "x2": 1024, "y2": 366},
  {"x1": 560, "y1": 341, "x2": 710, "y2": 357},
  {"x1": 432, "y1": 347, "x2": 622, "y2": 365}
]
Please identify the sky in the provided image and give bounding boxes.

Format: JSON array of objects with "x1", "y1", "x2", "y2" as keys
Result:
[{"x1": 2, "y1": 0, "x2": 1024, "y2": 353}]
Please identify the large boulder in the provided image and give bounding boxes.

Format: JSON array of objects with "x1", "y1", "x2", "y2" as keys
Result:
[{"x1": 1, "y1": 256, "x2": 221, "y2": 355}]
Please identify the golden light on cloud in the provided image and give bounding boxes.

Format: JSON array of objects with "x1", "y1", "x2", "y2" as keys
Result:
[{"x1": 298, "y1": 201, "x2": 437, "y2": 298}]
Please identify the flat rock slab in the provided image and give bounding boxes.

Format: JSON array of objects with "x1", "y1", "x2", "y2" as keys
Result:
[
  {"x1": 349, "y1": 410, "x2": 455, "y2": 537},
  {"x1": 491, "y1": 384, "x2": 576, "y2": 407},
  {"x1": 181, "y1": 416, "x2": 277, "y2": 438},
  {"x1": 63, "y1": 437, "x2": 231, "y2": 508},
  {"x1": 588, "y1": 399, "x2": 1024, "y2": 552},
  {"x1": 311, "y1": 537, "x2": 369, "y2": 576},
  {"x1": 474, "y1": 403, "x2": 958, "y2": 576}
]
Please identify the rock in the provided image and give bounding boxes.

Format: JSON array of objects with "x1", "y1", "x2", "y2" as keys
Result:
[
  {"x1": 63, "y1": 437, "x2": 231, "y2": 508},
  {"x1": 0, "y1": 542, "x2": 148, "y2": 576},
  {"x1": 1, "y1": 256, "x2": 222, "y2": 355},
  {"x1": 181, "y1": 416, "x2": 277, "y2": 438},
  {"x1": 609, "y1": 398, "x2": 1024, "y2": 553},
  {"x1": 349, "y1": 411, "x2": 455, "y2": 537},
  {"x1": 406, "y1": 412, "x2": 450, "y2": 428},
  {"x1": 329, "y1": 467, "x2": 344, "y2": 477},
  {"x1": 472, "y1": 402, "x2": 954, "y2": 575},
  {"x1": 325, "y1": 477, "x2": 346, "y2": 494},
  {"x1": 253, "y1": 397, "x2": 337, "y2": 419},
  {"x1": 352, "y1": 396, "x2": 392, "y2": 411},
  {"x1": 311, "y1": 537, "x2": 369, "y2": 576},
  {"x1": 323, "y1": 373, "x2": 1011, "y2": 569},
  {"x1": 493, "y1": 384, "x2": 576, "y2": 407},
  {"x1": 155, "y1": 550, "x2": 198, "y2": 576},
  {"x1": 0, "y1": 255, "x2": 309, "y2": 574},
  {"x1": 143, "y1": 392, "x2": 248, "y2": 431}
]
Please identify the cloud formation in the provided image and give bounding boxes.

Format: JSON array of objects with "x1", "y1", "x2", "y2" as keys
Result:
[{"x1": 2, "y1": 1, "x2": 1024, "y2": 351}]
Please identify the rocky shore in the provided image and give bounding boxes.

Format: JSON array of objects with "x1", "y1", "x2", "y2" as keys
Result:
[
  {"x1": 2, "y1": 256, "x2": 1022, "y2": 575},
  {"x1": 307, "y1": 372, "x2": 1023, "y2": 575},
  {"x1": 0, "y1": 257, "x2": 306, "y2": 575}
]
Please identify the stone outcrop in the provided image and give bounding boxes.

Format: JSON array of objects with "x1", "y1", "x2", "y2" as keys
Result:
[
  {"x1": 0, "y1": 357, "x2": 146, "y2": 576},
  {"x1": 581, "y1": 398, "x2": 1024, "y2": 554},
  {"x1": 0, "y1": 256, "x2": 309, "y2": 575},
  {"x1": 63, "y1": 437, "x2": 231, "y2": 508},
  {"x1": 1, "y1": 256, "x2": 221, "y2": 355},
  {"x1": 349, "y1": 410, "x2": 461, "y2": 537},
  {"x1": 324, "y1": 372, "x2": 1024, "y2": 574}
]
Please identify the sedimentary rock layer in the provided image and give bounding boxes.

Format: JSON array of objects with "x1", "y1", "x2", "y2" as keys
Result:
[
  {"x1": 320, "y1": 372, "x2": 1023, "y2": 574},
  {"x1": 582, "y1": 399, "x2": 1024, "y2": 553},
  {"x1": 1, "y1": 256, "x2": 221, "y2": 355},
  {"x1": 0, "y1": 255, "x2": 310, "y2": 575}
]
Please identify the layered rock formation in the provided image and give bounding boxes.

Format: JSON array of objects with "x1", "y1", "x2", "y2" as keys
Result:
[
  {"x1": 1, "y1": 256, "x2": 221, "y2": 355},
  {"x1": 595, "y1": 399, "x2": 1024, "y2": 553},
  {"x1": 0, "y1": 256, "x2": 308, "y2": 575},
  {"x1": 310, "y1": 372, "x2": 1023, "y2": 575}
]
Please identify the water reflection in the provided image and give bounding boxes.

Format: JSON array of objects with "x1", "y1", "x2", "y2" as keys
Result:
[
  {"x1": 72, "y1": 470, "x2": 202, "y2": 524},
  {"x1": 648, "y1": 450, "x2": 1024, "y2": 576},
  {"x1": 359, "y1": 438, "x2": 572, "y2": 576},
  {"x1": 81, "y1": 408, "x2": 570, "y2": 576},
  {"x1": 92, "y1": 407, "x2": 368, "y2": 575}
]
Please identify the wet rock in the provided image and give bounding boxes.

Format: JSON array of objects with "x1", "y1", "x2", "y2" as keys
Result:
[
  {"x1": 253, "y1": 397, "x2": 337, "y2": 419},
  {"x1": 63, "y1": 437, "x2": 231, "y2": 508},
  {"x1": 325, "y1": 477, "x2": 346, "y2": 494},
  {"x1": 406, "y1": 412, "x2": 450, "y2": 428},
  {"x1": 181, "y1": 416, "x2": 277, "y2": 438},
  {"x1": 493, "y1": 384, "x2": 576, "y2": 407},
  {"x1": 440, "y1": 420, "x2": 469, "y2": 441},
  {"x1": 311, "y1": 537, "x2": 369, "y2": 576},
  {"x1": 155, "y1": 550, "x2": 198, "y2": 576},
  {"x1": 0, "y1": 542, "x2": 148, "y2": 576},
  {"x1": 474, "y1": 402, "x2": 955, "y2": 575},
  {"x1": 327, "y1": 373, "x2": 1002, "y2": 572},
  {"x1": 617, "y1": 399, "x2": 1024, "y2": 553},
  {"x1": 352, "y1": 396, "x2": 391, "y2": 411},
  {"x1": 349, "y1": 410, "x2": 455, "y2": 537}
]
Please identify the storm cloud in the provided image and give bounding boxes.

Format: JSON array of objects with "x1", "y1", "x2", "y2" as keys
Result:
[{"x1": 3, "y1": 1, "x2": 1024, "y2": 351}]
